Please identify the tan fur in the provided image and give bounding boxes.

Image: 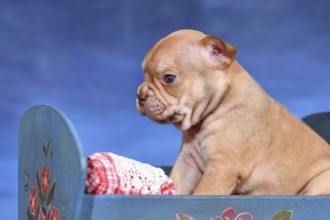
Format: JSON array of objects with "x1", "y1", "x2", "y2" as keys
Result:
[{"x1": 136, "y1": 29, "x2": 330, "y2": 195}]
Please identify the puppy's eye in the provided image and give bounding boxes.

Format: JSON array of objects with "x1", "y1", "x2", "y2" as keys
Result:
[{"x1": 164, "y1": 74, "x2": 176, "y2": 84}]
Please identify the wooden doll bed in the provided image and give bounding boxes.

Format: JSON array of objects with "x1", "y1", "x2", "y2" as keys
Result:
[{"x1": 18, "y1": 105, "x2": 330, "y2": 220}]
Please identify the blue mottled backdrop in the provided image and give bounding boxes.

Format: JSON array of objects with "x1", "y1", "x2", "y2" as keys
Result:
[{"x1": 1, "y1": 0, "x2": 329, "y2": 218}]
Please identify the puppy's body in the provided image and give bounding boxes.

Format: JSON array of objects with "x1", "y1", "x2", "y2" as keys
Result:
[{"x1": 137, "y1": 30, "x2": 330, "y2": 195}]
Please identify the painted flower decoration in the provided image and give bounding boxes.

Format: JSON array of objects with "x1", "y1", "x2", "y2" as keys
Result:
[
  {"x1": 41, "y1": 166, "x2": 50, "y2": 194},
  {"x1": 29, "y1": 188, "x2": 38, "y2": 215},
  {"x1": 50, "y1": 207, "x2": 59, "y2": 220},
  {"x1": 177, "y1": 207, "x2": 253, "y2": 220},
  {"x1": 37, "y1": 208, "x2": 46, "y2": 220},
  {"x1": 212, "y1": 207, "x2": 253, "y2": 220},
  {"x1": 176, "y1": 207, "x2": 293, "y2": 220},
  {"x1": 26, "y1": 141, "x2": 61, "y2": 220}
]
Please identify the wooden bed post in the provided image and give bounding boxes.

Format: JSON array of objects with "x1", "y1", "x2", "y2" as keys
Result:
[{"x1": 18, "y1": 105, "x2": 86, "y2": 220}]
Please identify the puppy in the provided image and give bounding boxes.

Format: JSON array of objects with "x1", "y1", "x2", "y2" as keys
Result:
[{"x1": 136, "y1": 29, "x2": 330, "y2": 195}]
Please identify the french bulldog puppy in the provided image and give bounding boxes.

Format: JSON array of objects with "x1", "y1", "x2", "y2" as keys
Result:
[{"x1": 136, "y1": 29, "x2": 330, "y2": 195}]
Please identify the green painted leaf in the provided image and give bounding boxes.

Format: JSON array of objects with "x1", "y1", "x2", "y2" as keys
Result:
[
  {"x1": 36, "y1": 169, "x2": 45, "y2": 203},
  {"x1": 43, "y1": 140, "x2": 51, "y2": 158},
  {"x1": 46, "y1": 140, "x2": 50, "y2": 151},
  {"x1": 36, "y1": 169, "x2": 41, "y2": 190},
  {"x1": 27, "y1": 206, "x2": 35, "y2": 220},
  {"x1": 25, "y1": 170, "x2": 29, "y2": 181},
  {"x1": 44, "y1": 181, "x2": 56, "y2": 206},
  {"x1": 272, "y1": 210, "x2": 293, "y2": 220},
  {"x1": 36, "y1": 205, "x2": 40, "y2": 220},
  {"x1": 43, "y1": 145, "x2": 47, "y2": 157},
  {"x1": 47, "y1": 207, "x2": 51, "y2": 220},
  {"x1": 41, "y1": 205, "x2": 47, "y2": 216},
  {"x1": 24, "y1": 183, "x2": 29, "y2": 191}
]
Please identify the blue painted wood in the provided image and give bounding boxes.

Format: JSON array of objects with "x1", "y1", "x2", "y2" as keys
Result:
[
  {"x1": 80, "y1": 195, "x2": 330, "y2": 220},
  {"x1": 18, "y1": 106, "x2": 330, "y2": 220},
  {"x1": 160, "y1": 166, "x2": 172, "y2": 176},
  {"x1": 18, "y1": 105, "x2": 86, "y2": 220},
  {"x1": 302, "y1": 112, "x2": 330, "y2": 144}
]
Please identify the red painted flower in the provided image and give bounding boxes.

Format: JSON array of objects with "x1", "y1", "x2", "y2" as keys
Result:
[
  {"x1": 221, "y1": 207, "x2": 236, "y2": 219},
  {"x1": 37, "y1": 208, "x2": 46, "y2": 220},
  {"x1": 29, "y1": 188, "x2": 38, "y2": 215},
  {"x1": 41, "y1": 166, "x2": 50, "y2": 193},
  {"x1": 50, "y1": 207, "x2": 59, "y2": 220},
  {"x1": 218, "y1": 207, "x2": 253, "y2": 220}
]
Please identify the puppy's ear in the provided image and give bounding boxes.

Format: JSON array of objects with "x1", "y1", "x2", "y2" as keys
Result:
[{"x1": 200, "y1": 36, "x2": 237, "y2": 69}]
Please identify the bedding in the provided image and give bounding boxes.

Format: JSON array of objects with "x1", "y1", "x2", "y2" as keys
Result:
[{"x1": 86, "y1": 152, "x2": 175, "y2": 195}]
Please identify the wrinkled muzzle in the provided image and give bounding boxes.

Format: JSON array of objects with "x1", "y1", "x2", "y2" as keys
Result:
[
  {"x1": 137, "y1": 83, "x2": 188, "y2": 129},
  {"x1": 139, "y1": 96, "x2": 166, "y2": 121},
  {"x1": 136, "y1": 82, "x2": 168, "y2": 122}
]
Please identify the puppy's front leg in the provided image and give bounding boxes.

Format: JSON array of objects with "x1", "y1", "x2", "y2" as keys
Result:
[
  {"x1": 170, "y1": 147, "x2": 203, "y2": 194},
  {"x1": 193, "y1": 164, "x2": 238, "y2": 195},
  {"x1": 298, "y1": 168, "x2": 330, "y2": 196}
]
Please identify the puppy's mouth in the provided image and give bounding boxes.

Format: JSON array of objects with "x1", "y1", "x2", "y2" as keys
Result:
[{"x1": 137, "y1": 96, "x2": 184, "y2": 125}]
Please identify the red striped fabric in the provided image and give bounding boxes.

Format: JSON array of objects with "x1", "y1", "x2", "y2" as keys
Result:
[{"x1": 85, "y1": 152, "x2": 175, "y2": 195}]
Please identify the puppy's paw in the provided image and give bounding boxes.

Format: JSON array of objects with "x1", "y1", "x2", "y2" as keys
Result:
[{"x1": 298, "y1": 169, "x2": 330, "y2": 196}]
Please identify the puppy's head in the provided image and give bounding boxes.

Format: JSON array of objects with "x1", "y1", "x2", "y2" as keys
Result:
[{"x1": 136, "y1": 30, "x2": 237, "y2": 130}]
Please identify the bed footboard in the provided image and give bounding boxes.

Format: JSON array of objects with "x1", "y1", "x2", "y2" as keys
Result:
[{"x1": 18, "y1": 105, "x2": 330, "y2": 220}]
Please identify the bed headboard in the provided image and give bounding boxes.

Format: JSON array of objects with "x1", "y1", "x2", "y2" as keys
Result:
[{"x1": 18, "y1": 105, "x2": 86, "y2": 220}]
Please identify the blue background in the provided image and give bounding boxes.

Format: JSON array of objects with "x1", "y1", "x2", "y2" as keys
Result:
[{"x1": 1, "y1": 0, "x2": 329, "y2": 218}]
